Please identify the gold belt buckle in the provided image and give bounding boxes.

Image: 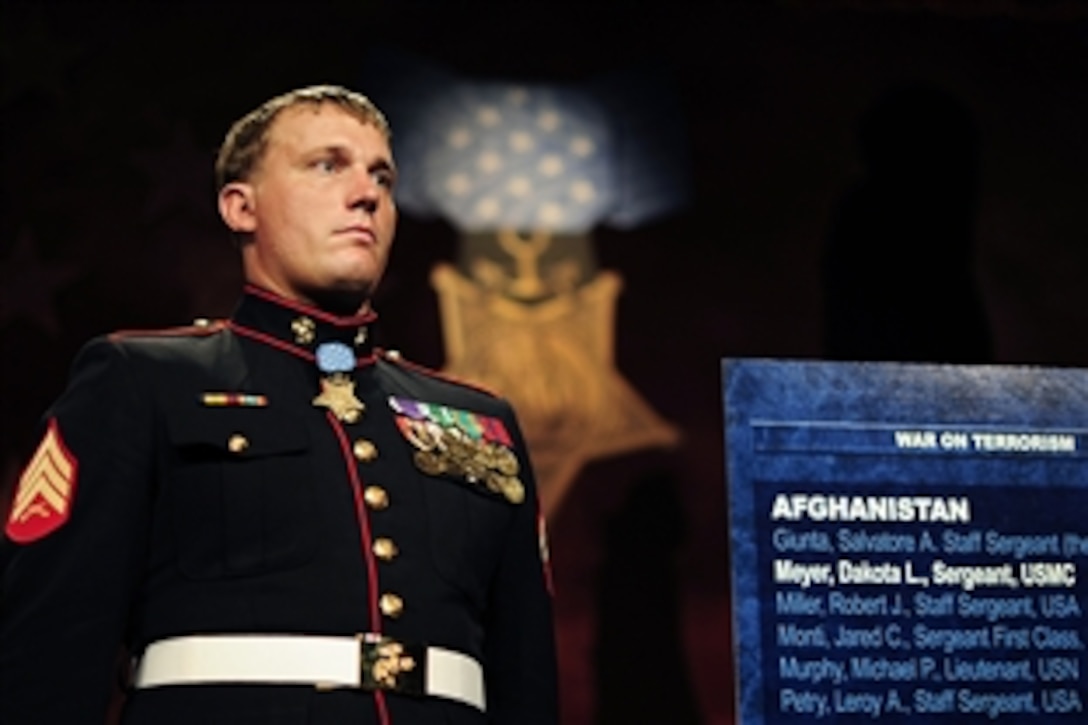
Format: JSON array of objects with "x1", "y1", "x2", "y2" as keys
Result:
[{"x1": 359, "y1": 634, "x2": 425, "y2": 695}]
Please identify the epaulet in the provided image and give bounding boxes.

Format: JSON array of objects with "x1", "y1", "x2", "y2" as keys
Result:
[
  {"x1": 108, "y1": 318, "x2": 227, "y2": 342},
  {"x1": 378, "y1": 348, "x2": 501, "y2": 398}
]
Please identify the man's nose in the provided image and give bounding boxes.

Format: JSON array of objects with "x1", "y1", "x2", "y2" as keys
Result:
[{"x1": 347, "y1": 171, "x2": 380, "y2": 213}]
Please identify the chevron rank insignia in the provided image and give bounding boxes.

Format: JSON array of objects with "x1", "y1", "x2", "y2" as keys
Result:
[{"x1": 5, "y1": 419, "x2": 79, "y2": 543}]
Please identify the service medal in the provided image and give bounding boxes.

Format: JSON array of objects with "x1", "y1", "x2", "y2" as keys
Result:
[
  {"x1": 390, "y1": 395, "x2": 526, "y2": 504},
  {"x1": 414, "y1": 449, "x2": 447, "y2": 476},
  {"x1": 488, "y1": 445, "x2": 520, "y2": 476},
  {"x1": 499, "y1": 476, "x2": 526, "y2": 504}
]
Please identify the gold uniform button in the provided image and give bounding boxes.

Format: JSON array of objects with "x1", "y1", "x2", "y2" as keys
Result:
[
  {"x1": 379, "y1": 592, "x2": 404, "y2": 618},
  {"x1": 353, "y1": 439, "x2": 378, "y2": 462},
  {"x1": 227, "y1": 434, "x2": 249, "y2": 453},
  {"x1": 373, "y1": 537, "x2": 398, "y2": 561},
  {"x1": 364, "y1": 486, "x2": 389, "y2": 510}
]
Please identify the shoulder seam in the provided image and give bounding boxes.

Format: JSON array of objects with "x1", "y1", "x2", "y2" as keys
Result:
[
  {"x1": 378, "y1": 349, "x2": 501, "y2": 398},
  {"x1": 108, "y1": 320, "x2": 228, "y2": 341}
]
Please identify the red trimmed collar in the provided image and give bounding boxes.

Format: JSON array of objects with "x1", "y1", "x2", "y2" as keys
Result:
[{"x1": 229, "y1": 285, "x2": 378, "y2": 366}]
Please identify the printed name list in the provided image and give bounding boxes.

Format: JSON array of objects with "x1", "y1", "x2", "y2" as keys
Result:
[{"x1": 762, "y1": 485, "x2": 1088, "y2": 720}]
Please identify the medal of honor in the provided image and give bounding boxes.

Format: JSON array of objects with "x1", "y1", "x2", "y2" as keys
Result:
[
  {"x1": 313, "y1": 373, "x2": 364, "y2": 423},
  {"x1": 312, "y1": 343, "x2": 364, "y2": 423}
]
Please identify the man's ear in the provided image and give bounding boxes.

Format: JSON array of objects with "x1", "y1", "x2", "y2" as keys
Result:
[{"x1": 218, "y1": 182, "x2": 258, "y2": 233}]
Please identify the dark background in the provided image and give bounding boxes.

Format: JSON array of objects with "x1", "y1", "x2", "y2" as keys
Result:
[{"x1": 2, "y1": 2, "x2": 1086, "y2": 723}]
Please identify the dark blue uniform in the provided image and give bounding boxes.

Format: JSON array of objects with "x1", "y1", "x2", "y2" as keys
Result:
[{"x1": 1, "y1": 285, "x2": 557, "y2": 724}]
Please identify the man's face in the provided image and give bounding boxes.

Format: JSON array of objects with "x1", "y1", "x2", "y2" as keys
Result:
[{"x1": 234, "y1": 103, "x2": 397, "y2": 312}]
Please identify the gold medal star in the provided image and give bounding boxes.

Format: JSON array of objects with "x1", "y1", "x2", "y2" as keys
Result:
[{"x1": 312, "y1": 374, "x2": 364, "y2": 423}]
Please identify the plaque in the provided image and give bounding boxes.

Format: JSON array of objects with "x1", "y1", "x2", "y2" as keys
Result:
[{"x1": 724, "y1": 360, "x2": 1088, "y2": 723}]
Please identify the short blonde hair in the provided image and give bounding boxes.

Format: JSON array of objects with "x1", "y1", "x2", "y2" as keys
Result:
[{"x1": 215, "y1": 85, "x2": 390, "y2": 190}]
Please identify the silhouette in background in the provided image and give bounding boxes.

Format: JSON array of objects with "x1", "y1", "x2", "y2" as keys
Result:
[
  {"x1": 822, "y1": 83, "x2": 993, "y2": 363},
  {"x1": 594, "y1": 465, "x2": 701, "y2": 724}
]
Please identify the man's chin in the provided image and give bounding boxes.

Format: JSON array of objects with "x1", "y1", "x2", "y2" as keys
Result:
[{"x1": 303, "y1": 282, "x2": 374, "y2": 317}]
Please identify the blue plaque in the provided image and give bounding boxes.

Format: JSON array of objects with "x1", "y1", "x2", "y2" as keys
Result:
[{"x1": 724, "y1": 359, "x2": 1088, "y2": 723}]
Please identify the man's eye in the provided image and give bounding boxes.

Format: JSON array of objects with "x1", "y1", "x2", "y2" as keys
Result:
[
  {"x1": 315, "y1": 158, "x2": 340, "y2": 173},
  {"x1": 374, "y1": 171, "x2": 395, "y2": 189}
]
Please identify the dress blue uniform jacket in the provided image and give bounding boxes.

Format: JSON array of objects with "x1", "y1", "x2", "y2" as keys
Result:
[{"x1": 0, "y1": 285, "x2": 558, "y2": 724}]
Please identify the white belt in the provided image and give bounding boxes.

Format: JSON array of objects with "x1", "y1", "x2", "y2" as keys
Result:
[{"x1": 133, "y1": 634, "x2": 485, "y2": 712}]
